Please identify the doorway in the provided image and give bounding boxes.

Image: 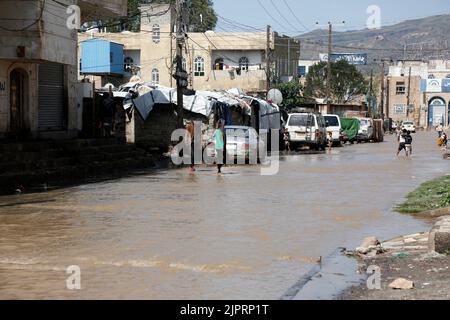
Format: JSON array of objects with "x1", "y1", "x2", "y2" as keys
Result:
[
  {"x1": 428, "y1": 97, "x2": 446, "y2": 127},
  {"x1": 9, "y1": 69, "x2": 28, "y2": 133}
]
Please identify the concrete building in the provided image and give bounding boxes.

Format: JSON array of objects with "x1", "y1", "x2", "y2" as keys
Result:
[
  {"x1": 0, "y1": 0, "x2": 127, "y2": 139},
  {"x1": 78, "y1": 3, "x2": 301, "y2": 94},
  {"x1": 387, "y1": 60, "x2": 450, "y2": 128}
]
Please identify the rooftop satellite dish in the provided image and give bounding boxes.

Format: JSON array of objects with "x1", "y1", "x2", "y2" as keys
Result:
[{"x1": 267, "y1": 89, "x2": 283, "y2": 105}]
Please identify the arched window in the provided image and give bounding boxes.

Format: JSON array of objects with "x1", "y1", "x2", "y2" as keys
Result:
[
  {"x1": 214, "y1": 58, "x2": 224, "y2": 70},
  {"x1": 239, "y1": 57, "x2": 249, "y2": 71},
  {"x1": 151, "y1": 68, "x2": 160, "y2": 85},
  {"x1": 152, "y1": 24, "x2": 160, "y2": 43},
  {"x1": 194, "y1": 57, "x2": 205, "y2": 77}
]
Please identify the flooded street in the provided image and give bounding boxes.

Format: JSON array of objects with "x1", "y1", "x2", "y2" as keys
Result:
[{"x1": 0, "y1": 131, "x2": 448, "y2": 300}]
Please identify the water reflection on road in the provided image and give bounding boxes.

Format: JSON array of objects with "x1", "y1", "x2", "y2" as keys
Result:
[{"x1": 0, "y1": 132, "x2": 448, "y2": 299}]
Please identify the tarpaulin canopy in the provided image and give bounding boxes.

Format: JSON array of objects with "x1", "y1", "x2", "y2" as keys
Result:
[
  {"x1": 341, "y1": 118, "x2": 360, "y2": 141},
  {"x1": 132, "y1": 87, "x2": 242, "y2": 121}
]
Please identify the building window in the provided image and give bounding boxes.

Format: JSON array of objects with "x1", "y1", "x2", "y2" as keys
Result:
[
  {"x1": 152, "y1": 68, "x2": 160, "y2": 85},
  {"x1": 194, "y1": 57, "x2": 205, "y2": 77},
  {"x1": 239, "y1": 57, "x2": 249, "y2": 71},
  {"x1": 214, "y1": 58, "x2": 224, "y2": 70},
  {"x1": 396, "y1": 82, "x2": 406, "y2": 95},
  {"x1": 124, "y1": 57, "x2": 134, "y2": 72},
  {"x1": 152, "y1": 24, "x2": 160, "y2": 43}
]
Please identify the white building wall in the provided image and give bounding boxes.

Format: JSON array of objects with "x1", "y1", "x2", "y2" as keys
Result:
[{"x1": 211, "y1": 50, "x2": 264, "y2": 70}]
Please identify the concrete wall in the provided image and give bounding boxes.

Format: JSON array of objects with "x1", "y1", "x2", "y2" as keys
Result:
[
  {"x1": 130, "y1": 105, "x2": 207, "y2": 149},
  {"x1": 0, "y1": 1, "x2": 77, "y2": 65},
  {"x1": 0, "y1": 0, "x2": 127, "y2": 139}
]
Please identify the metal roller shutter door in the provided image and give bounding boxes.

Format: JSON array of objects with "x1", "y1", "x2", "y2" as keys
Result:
[{"x1": 38, "y1": 63, "x2": 65, "y2": 131}]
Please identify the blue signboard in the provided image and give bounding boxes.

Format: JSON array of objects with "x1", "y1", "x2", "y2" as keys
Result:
[
  {"x1": 320, "y1": 53, "x2": 368, "y2": 65},
  {"x1": 442, "y1": 79, "x2": 450, "y2": 93}
]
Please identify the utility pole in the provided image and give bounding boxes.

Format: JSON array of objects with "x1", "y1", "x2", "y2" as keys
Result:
[
  {"x1": 266, "y1": 25, "x2": 271, "y2": 93},
  {"x1": 316, "y1": 21, "x2": 345, "y2": 110},
  {"x1": 368, "y1": 69, "x2": 373, "y2": 116},
  {"x1": 175, "y1": 0, "x2": 186, "y2": 129},
  {"x1": 375, "y1": 58, "x2": 392, "y2": 121},
  {"x1": 406, "y1": 66, "x2": 412, "y2": 119},
  {"x1": 327, "y1": 22, "x2": 332, "y2": 110},
  {"x1": 287, "y1": 38, "x2": 291, "y2": 77},
  {"x1": 380, "y1": 60, "x2": 386, "y2": 120}
]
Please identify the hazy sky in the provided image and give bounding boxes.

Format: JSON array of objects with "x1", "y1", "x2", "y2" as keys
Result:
[{"x1": 214, "y1": 0, "x2": 450, "y2": 35}]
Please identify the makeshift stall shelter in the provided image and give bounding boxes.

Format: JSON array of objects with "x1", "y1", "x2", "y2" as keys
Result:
[{"x1": 121, "y1": 85, "x2": 282, "y2": 151}]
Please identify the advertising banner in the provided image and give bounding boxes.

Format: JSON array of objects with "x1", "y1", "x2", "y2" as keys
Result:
[{"x1": 320, "y1": 53, "x2": 368, "y2": 65}]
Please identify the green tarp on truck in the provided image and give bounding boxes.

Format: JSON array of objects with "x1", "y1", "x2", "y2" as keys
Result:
[{"x1": 341, "y1": 118, "x2": 360, "y2": 141}]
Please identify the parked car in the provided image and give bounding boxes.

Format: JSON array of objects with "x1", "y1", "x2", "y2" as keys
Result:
[
  {"x1": 205, "y1": 126, "x2": 263, "y2": 163},
  {"x1": 356, "y1": 117, "x2": 374, "y2": 141},
  {"x1": 285, "y1": 113, "x2": 327, "y2": 150},
  {"x1": 324, "y1": 114, "x2": 342, "y2": 146},
  {"x1": 401, "y1": 121, "x2": 416, "y2": 133}
]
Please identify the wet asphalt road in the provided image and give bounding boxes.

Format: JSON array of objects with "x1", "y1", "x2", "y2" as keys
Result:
[{"x1": 0, "y1": 131, "x2": 448, "y2": 299}]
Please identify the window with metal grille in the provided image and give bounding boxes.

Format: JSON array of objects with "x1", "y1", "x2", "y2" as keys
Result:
[
  {"x1": 152, "y1": 68, "x2": 159, "y2": 85},
  {"x1": 152, "y1": 24, "x2": 160, "y2": 43},
  {"x1": 396, "y1": 82, "x2": 406, "y2": 95},
  {"x1": 194, "y1": 57, "x2": 205, "y2": 77},
  {"x1": 239, "y1": 57, "x2": 249, "y2": 71}
]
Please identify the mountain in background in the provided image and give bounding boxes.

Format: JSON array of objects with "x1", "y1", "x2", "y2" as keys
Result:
[{"x1": 297, "y1": 14, "x2": 450, "y2": 67}]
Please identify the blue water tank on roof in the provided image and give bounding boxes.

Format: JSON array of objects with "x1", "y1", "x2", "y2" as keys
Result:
[{"x1": 80, "y1": 38, "x2": 124, "y2": 76}]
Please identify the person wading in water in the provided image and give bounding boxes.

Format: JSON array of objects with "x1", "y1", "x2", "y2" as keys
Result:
[
  {"x1": 185, "y1": 121, "x2": 196, "y2": 172},
  {"x1": 213, "y1": 120, "x2": 226, "y2": 174}
]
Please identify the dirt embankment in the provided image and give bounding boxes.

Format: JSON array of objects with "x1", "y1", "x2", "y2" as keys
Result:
[{"x1": 340, "y1": 252, "x2": 450, "y2": 300}]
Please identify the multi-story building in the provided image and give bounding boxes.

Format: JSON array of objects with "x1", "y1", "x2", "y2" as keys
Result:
[
  {"x1": 78, "y1": 4, "x2": 301, "y2": 94},
  {"x1": 387, "y1": 60, "x2": 450, "y2": 128},
  {"x1": 0, "y1": 0, "x2": 127, "y2": 139}
]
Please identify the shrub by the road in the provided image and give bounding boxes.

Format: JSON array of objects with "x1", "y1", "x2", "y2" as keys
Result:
[{"x1": 397, "y1": 175, "x2": 450, "y2": 213}]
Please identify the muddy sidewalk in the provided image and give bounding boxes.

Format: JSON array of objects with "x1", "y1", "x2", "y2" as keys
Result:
[
  {"x1": 339, "y1": 221, "x2": 450, "y2": 300},
  {"x1": 340, "y1": 252, "x2": 450, "y2": 300}
]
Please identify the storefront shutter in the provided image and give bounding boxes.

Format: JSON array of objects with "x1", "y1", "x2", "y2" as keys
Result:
[{"x1": 38, "y1": 63, "x2": 65, "y2": 131}]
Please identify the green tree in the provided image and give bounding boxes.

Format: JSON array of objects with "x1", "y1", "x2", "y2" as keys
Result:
[
  {"x1": 273, "y1": 80, "x2": 312, "y2": 109},
  {"x1": 187, "y1": 0, "x2": 218, "y2": 32},
  {"x1": 118, "y1": 0, "x2": 217, "y2": 33},
  {"x1": 304, "y1": 60, "x2": 368, "y2": 104}
]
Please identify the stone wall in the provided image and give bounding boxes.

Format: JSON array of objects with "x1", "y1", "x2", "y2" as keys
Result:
[{"x1": 131, "y1": 104, "x2": 208, "y2": 151}]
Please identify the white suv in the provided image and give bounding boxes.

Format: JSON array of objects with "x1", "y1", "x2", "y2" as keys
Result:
[
  {"x1": 324, "y1": 114, "x2": 342, "y2": 144},
  {"x1": 285, "y1": 113, "x2": 327, "y2": 150},
  {"x1": 401, "y1": 121, "x2": 416, "y2": 133}
]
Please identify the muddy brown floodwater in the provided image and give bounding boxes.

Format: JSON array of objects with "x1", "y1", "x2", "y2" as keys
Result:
[{"x1": 0, "y1": 131, "x2": 448, "y2": 300}]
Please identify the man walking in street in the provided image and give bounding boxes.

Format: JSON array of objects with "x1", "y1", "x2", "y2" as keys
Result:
[
  {"x1": 436, "y1": 123, "x2": 444, "y2": 138},
  {"x1": 397, "y1": 129, "x2": 407, "y2": 157},
  {"x1": 404, "y1": 131, "x2": 413, "y2": 157}
]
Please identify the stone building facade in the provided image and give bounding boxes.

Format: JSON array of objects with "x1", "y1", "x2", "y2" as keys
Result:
[
  {"x1": 78, "y1": 3, "x2": 301, "y2": 94},
  {"x1": 387, "y1": 60, "x2": 450, "y2": 128},
  {"x1": 0, "y1": 0, "x2": 127, "y2": 139}
]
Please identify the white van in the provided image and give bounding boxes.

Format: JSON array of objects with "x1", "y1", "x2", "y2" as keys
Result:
[
  {"x1": 285, "y1": 113, "x2": 327, "y2": 150},
  {"x1": 356, "y1": 118, "x2": 374, "y2": 141},
  {"x1": 324, "y1": 115, "x2": 342, "y2": 144}
]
